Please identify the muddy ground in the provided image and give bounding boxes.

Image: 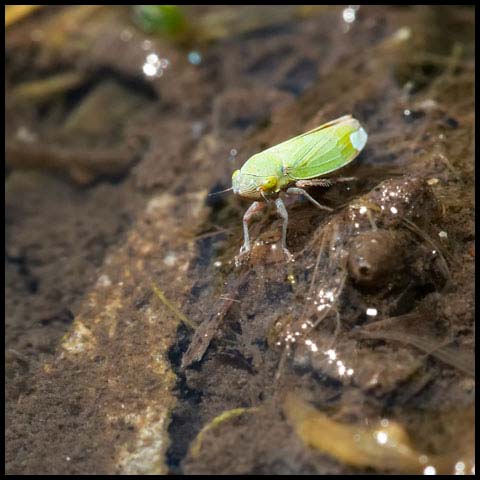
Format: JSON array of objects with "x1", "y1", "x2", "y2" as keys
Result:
[{"x1": 5, "y1": 5, "x2": 474, "y2": 475}]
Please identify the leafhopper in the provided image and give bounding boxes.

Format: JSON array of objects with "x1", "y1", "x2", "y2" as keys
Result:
[{"x1": 231, "y1": 114, "x2": 368, "y2": 261}]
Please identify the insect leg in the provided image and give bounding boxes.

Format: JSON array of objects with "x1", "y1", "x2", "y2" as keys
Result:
[
  {"x1": 239, "y1": 201, "x2": 266, "y2": 256},
  {"x1": 286, "y1": 187, "x2": 333, "y2": 212},
  {"x1": 295, "y1": 177, "x2": 356, "y2": 188},
  {"x1": 275, "y1": 197, "x2": 294, "y2": 261},
  {"x1": 295, "y1": 179, "x2": 335, "y2": 188}
]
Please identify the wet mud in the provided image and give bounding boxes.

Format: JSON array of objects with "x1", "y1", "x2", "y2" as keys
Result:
[{"x1": 5, "y1": 5, "x2": 474, "y2": 475}]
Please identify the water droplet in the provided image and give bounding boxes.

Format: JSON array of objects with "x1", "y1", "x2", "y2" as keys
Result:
[{"x1": 188, "y1": 50, "x2": 202, "y2": 65}]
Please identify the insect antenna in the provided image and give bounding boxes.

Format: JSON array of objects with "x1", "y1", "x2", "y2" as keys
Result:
[{"x1": 207, "y1": 187, "x2": 233, "y2": 197}]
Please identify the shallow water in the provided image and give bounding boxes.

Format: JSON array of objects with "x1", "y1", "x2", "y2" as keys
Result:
[{"x1": 5, "y1": 5, "x2": 474, "y2": 475}]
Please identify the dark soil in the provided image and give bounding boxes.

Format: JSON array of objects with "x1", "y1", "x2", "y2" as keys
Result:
[{"x1": 5, "y1": 5, "x2": 474, "y2": 475}]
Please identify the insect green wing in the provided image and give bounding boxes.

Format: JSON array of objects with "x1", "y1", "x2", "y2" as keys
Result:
[{"x1": 271, "y1": 115, "x2": 367, "y2": 180}]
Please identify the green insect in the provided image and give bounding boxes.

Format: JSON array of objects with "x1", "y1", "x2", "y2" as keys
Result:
[{"x1": 231, "y1": 114, "x2": 368, "y2": 261}]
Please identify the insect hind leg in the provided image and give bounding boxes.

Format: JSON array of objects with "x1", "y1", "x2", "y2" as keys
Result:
[
  {"x1": 295, "y1": 177, "x2": 356, "y2": 188},
  {"x1": 286, "y1": 187, "x2": 333, "y2": 212},
  {"x1": 295, "y1": 178, "x2": 334, "y2": 188}
]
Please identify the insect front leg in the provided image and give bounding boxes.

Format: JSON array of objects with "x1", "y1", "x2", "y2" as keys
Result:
[
  {"x1": 275, "y1": 197, "x2": 294, "y2": 262},
  {"x1": 238, "y1": 201, "x2": 266, "y2": 257},
  {"x1": 286, "y1": 187, "x2": 333, "y2": 212}
]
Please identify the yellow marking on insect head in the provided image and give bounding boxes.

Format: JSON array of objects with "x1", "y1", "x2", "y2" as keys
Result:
[{"x1": 260, "y1": 176, "x2": 278, "y2": 192}]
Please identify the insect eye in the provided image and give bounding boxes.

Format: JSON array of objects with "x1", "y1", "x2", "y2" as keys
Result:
[{"x1": 232, "y1": 170, "x2": 240, "y2": 180}]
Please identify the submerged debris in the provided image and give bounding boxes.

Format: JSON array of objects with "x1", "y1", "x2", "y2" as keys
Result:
[
  {"x1": 133, "y1": 5, "x2": 188, "y2": 37},
  {"x1": 355, "y1": 313, "x2": 475, "y2": 377},
  {"x1": 5, "y1": 5, "x2": 45, "y2": 28},
  {"x1": 5, "y1": 5, "x2": 474, "y2": 476},
  {"x1": 284, "y1": 394, "x2": 426, "y2": 473},
  {"x1": 10, "y1": 72, "x2": 87, "y2": 105},
  {"x1": 181, "y1": 273, "x2": 247, "y2": 369},
  {"x1": 283, "y1": 394, "x2": 474, "y2": 475},
  {"x1": 152, "y1": 282, "x2": 197, "y2": 331},
  {"x1": 189, "y1": 407, "x2": 258, "y2": 458}
]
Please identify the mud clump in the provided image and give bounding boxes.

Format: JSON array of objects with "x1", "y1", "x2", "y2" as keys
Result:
[{"x1": 348, "y1": 229, "x2": 406, "y2": 287}]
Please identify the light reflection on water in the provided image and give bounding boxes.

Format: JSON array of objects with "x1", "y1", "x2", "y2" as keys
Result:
[
  {"x1": 342, "y1": 5, "x2": 360, "y2": 33},
  {"x1": 142, "y1": 52, "x2": 170, "y2": 78}
]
